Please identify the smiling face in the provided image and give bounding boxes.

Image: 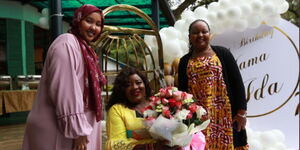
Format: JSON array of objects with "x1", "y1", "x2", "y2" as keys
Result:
[
  {"x1": 189, "y1": 21, "x2": 211, "y2": 50},
  {"x1": 125, "y1": 74, "x2": 146, "y2": 105},
  {"x1": 78, "y1": 12, "x2": 102, "y2": 42}
]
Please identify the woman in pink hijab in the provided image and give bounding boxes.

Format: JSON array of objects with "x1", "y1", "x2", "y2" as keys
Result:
[{"x1": 22, "y1": 4, "x2": 106, "y2": 150}]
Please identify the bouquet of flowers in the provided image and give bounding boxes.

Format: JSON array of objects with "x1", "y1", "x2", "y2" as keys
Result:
[{"x1": 141, "y1": 86, "x2": 210, "y2": 149}]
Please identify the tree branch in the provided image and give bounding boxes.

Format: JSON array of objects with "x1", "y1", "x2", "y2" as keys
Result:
[{"x1": 172, "y1": 0, "x2": 197, "y2": 20}]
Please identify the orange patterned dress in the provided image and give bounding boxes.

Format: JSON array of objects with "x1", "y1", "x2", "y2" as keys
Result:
[{"x1": 187, "y1": 54, "x2": 234, "y2": 150}]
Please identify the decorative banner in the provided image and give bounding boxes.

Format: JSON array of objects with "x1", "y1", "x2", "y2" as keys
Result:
[{"x1": 211, "y1": 19, "x2": 299, "y2": 149}]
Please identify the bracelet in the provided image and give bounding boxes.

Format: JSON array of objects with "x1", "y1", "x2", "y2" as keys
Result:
[
  {"x1": 126, "y1": 130, "x2": 133, "y2": 138},
  {"x1": 237, "y1": 113, "x2": 247, "y2": 118}
]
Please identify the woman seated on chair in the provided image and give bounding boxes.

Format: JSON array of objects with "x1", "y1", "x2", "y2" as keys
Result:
[{"x1": 105, "y1": 67, "x2": 180, "y2": 150}]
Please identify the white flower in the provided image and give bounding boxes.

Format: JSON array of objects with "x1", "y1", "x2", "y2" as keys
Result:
[
  {"x1": 188, "y1": 119, "x2": 210, "y2": 134},
  {"x1": 196, "y1": 106, "x2": 207, "y2": 119},
  {"x1": 175, "y1": 109, "x2": 190, "y2": 121},
  {"x1": 143, "y1": 109, "x2": 158, "y2": 118}
]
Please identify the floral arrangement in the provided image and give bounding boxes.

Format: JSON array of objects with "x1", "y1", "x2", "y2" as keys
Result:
[{"x1": 141, "y1": 86, "x2": 210, "y2": 148}]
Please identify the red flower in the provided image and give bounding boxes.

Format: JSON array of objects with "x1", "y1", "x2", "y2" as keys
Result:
[
  {"x1": 186, "y1": 112, "x2": 193, "y2": 119},
  {"x1": 175, "y1": 101, "x2": 182, "y2": 109},
  {"x1": 169, "y1": 98, "x2": 177, "y2": 107},
  {"x1": 141, "y1": 105, "x2": 153, "y2": 113},
  {"x1": 189, "y1": 103, "x2": 197, "y2": 113},
  {"x1": 161, "y1": 98, "x2": 169, "y2": 105},
  {"x1": 162, "y1": 109, "x2": 171, "y2": 118}
]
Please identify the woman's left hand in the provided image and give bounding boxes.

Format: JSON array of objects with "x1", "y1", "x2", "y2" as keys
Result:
[
  {"x1": 233, "y1": 110, "x2": 247, "y2": 132},
  {"x1": 73, "y1": 136, "x2": 89, "y2": 150}
]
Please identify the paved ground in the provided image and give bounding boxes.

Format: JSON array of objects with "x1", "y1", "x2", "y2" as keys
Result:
[{"x1": 0, "y1": 124, "x2": 25, "y2": 150}]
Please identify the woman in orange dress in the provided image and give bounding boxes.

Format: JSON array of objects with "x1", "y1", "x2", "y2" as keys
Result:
[{"x1": 178, "y1": 19, "x2": 248, "y2": 150}]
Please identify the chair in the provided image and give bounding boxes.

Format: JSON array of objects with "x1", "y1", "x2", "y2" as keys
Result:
[
  {"x1": 0, "y1": 75, "x2": 12, "y2": 90},
  {"x1": 94, "y1": 4, "x2": 165, "y2": 94},
  {"x1": 16, "y1": 75, "x2": 41, "y2": 90}
]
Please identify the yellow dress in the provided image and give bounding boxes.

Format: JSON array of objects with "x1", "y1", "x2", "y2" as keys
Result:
[{"x1": 105, "y1": 104, "x2": 155, "y2": 150}]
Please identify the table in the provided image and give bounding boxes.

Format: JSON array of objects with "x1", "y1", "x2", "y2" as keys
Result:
[
  {"x1": 0, "y1": 90, "x2": 37, "y2": 115},
  {"x1": 0, "y1": 90, "x2": 110, "y2": 115}
]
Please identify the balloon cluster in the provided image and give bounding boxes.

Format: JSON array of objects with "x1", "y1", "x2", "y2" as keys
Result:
[
  {"x1": 144, "y1": 0, "x2": 289, "y2": 64},
  {"x1": 163, "y1": 58, "x2": 180, "y2": 87},
  {"x1": 246, "y1": 122, "x2": 293, "y2": 150},
  {"x1": 39, "y1": 8, "x2": 49, "y2": 28}
]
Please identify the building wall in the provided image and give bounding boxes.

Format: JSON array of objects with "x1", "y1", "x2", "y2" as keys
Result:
[
  {"x1": 0, "y1": 0, "x2": 69, "y2": 76},
  {"x1": 6, "y1": 19, "x2": 23, "y2": 76},
  {"x1": 0, "y1": 0, "x2": 69, "y2": 31}
]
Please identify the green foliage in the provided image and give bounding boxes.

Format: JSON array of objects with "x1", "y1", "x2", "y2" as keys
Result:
[
  {"x1": 103, "y1": 37, "x2": 147, "y2": 70},
  {"x1": 282, "y1": 0, "x2": 299, "y2": 27}
]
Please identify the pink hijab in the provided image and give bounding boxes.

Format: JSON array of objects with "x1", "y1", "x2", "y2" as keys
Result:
[{"x1": 70, "y1": 4, "x2": 106, "y2": 121}]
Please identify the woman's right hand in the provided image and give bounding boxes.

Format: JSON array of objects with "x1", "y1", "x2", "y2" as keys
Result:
[
  {"x1": 132, "y1": 128, "x2": 152, "y2": 140},
  {"x1": 73, "y1": 136, "x2": 89, "y2": 150}
]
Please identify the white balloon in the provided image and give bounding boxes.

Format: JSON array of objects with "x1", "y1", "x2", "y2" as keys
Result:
[
  {"x1": 259, "y1": 131, "x2": 278, "y2": 146},
  {"x1": 194, "y1": 7, "x2": 208, "y2": 18},
  {"x1": 210, "y1": 25, "x2": 218, "y2": 34},
  {"x1": 208, "y1": 2, "x2": 219, "y2": 11},
  {"x1": 262, "y1": 2, "x2": 276, "y2": 17},
  {"x1": 206, "y1": 12, "x2": 217, "y2": 23},
  {"x1": 271, "y1": 129, "x2": 285, "y2": 142},
  {"x1": 248, "y1": 139, "x2": 263, "y2": 150},
  {"x1": 164, "y1": 27, "x2": 181, "y2": 39},
  {"x1": 210, "y1": 24, "x2": 225, "y2": 35},
  {"x1": 253, "y1": 131, "x2": 262, "y2": 138},
  {"x1": 163, "y1": 39, "x2": 183, "y2": 64},
  {"x1": 216, "y1": 10, "x2": 227, "y2": 21},
  {"x1": 181, "y1": 23, "x2": 191, "y2": 34},
  {"x1": 41, "y1": 8, "x2": 49, "y2": 16},
  {"x1": 179, "y1": 40, "x2": 189, "y2": 54},
  {"x1": 231, "y1": 0, "x2": 247, "y2": 5},
  {"x1": 144, "y1": 35, "x2": 157, "y2": 51},
  {"x1": 264, "y1": 14, "x2": 281, "y2": 26},
  {"x1": 159, "y1": 28, "x2": 170, "y2": 36},
  {"x1": 245, "y1": 119, "x2": 251, "y2": 128},
  {"x1": 251, "y1": 0, "x2": 264, "y2": 12},
  {"x1": 277, "y1": 1, "x2": 289, "y2": 14},
  {"x1": 274, "y1": 0, "x2": 285, "y2": 5},
  {"x1": 174, "y1": 20, "x2": 186, "y2": 31},
  {"x1": 240, "y1": 4, "x2": 253, "y2": 17},
  {"x1": 181, "y1": 32, "x2": 189, "y2": 44},
  {"x1": 185, "y1": 17, "x2": 197, "y2": 26},
  {"x1": 145, "y1": 49, "x2": 158, "y2": 70},
  {"x1": 246, "y1": 128, "x2": 254, "y2": 138},
  {"x1": 274, "y1": 142, "x2": 287, "y2": 150},
  {"x1": 233, "y1": 19, "x2": 248, "y2": 32},
  {"x1": 39, "y1": 17, "x2": 48, "y2": 26},
  {"x1": 265, "y1": 148, "x2": 278, "y2": 150},
  {"x1": 181, "y1": 10, "x2": 195, "y2": 20},
  {"x1": 261, "y1": 0, "x2": 271, "y2": 2},
  {"x1": 247, "y1": 15, "x2": 262, "y2": 28},
  {"x1": 227, "y1": 7, "x2": 242, "y2": 19},
  {"x1": 145, "y1": 55, "x2": 153, "y2": 71},
  {"x1": 219, "y1": 0, "x2": 230, "y2": 9},
  {"x1": 159, "y1": 32, "x2": 167, "y2": 45},
  {"x1": 220, "y1": 19, "x2": 234, "y2": 30}
]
